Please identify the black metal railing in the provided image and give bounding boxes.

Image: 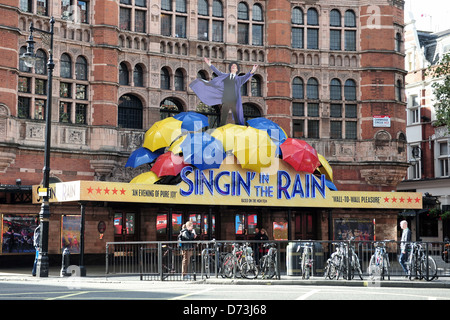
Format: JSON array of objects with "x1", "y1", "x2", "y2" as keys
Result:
[{"x1": 105, "y1": 240, "x2": 450, "y2": 281}]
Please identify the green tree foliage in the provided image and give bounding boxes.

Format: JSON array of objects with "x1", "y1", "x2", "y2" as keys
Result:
[{"x1": 427, "y1": 53, "x2": 450, "y2": 131}]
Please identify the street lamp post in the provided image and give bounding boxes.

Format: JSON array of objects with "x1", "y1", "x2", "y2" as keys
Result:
[{"x1": 21, "y1": 17, "x2": 55, "y2": 277}]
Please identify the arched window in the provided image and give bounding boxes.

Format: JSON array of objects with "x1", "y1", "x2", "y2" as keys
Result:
[
  {"x1": 330, "y1": 79, "x2": 342, "y2": 100},
  {"x1": 160, "y1": 67, "x2": 170, "y2": 90},
  {"x1": 212, "y1": 0, "x2": 223, "y2": 17},
  {"x1": 133, "y1": 64, "x2": 144, "y2": 87},
  {"x1": 160, "y1": 97, "x2": 183, "y2": 119},
  {"x1": 251, "y1": 75, "x2": 262, "y2": 97},
  {"x1": 243, "y1": 103, "x2": 261, "y2": 123},
  {"x1": 307, "y1": 8, "x2": 319, "y2": 26},
  {"x1": 330, "y1": 9, "x2": 341, "y2": 27},
  {"x1": 252, "y1": 4, "x2": 263, "y2": 22},
  {"x1": 119, "y1": 62, "x2": 129, "y2": 85},
  {"x1": 292, "y1": 77, "x2": 304, "y2": 99},
  {"x1": 19, "y1": 46, "x2": 31, "y2": 73},
  {"x1": 344, "y1": 10, "x2": 356, "y2": 27},
  {"x1": 344, "y1": 79, "x2": 356, "y2": 101},
  {"x1": 396, "y1": 32, "x2": 402, "y2": 52},
  {"x1": 174, "y1": 69, "x2": 184, "y2": 91},
  {"x1": 198, "y1": 0, "x2": 208, "y2": 16},
  {"x1": 306, "y1": 78, "x2": 319, "y2": 99},
  {"x1": 75, "y1": 56, "x2": 88, "y2": 80},
  {"x1": 238, "y1": 2, "x2": 249, "y2": 20},
  {"x1": 35, "y1": 49, "x2": 48, "y2": 75},
  {"x1": 292, "y1": 7, "x2": 303, "y2": 25},
  {"x1": 60, "y1": 53, "x2": 71, "y2": 78},
  {"x1": 118, "y1": 94, "x2": 143, "y2": 129}
]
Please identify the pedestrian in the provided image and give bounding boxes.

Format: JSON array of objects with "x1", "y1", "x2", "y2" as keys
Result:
[
  {"x1": 398, "y1": 220, "x2": 411, "y2": 277},
  {"x1": 180, "y1": 221, "x2": 197, "y2": 280},
  {"x1": 190, "y1": 57, "x2": 259, "y2": 126},
  {"x1": 32, "y1": 217, "x2": 40, "y2": 276}
]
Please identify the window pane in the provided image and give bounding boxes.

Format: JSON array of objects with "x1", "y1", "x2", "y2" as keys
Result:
[
  {"x1": 330, "y1": 121, "x2": 342, "y2": 139},
  {"x1": 37, "y1": 0, "x2": 47, "y2": 15},
  {"x1": 292, "y1": 77, "x2": 304, "y2": 99},
  {"x1": 59, "y1": 101, "x2": 72, "y2": 123},
  {"x1": 18, "y1": 97, "x2": 30, "y2": 119},
  {"x1": 212, "y1": 0, "x2": 223, "y2": 17},
  {"x1": 198, "y1": 0, "x2": 208, "y2": 16},
  {"x1": 119, "y1": 63, "x2": 129, "y2": 85},
  {"x1": 175, "y1": 16, "x2": 186, "y2": 38},
  {"x1": 76, "y1": 84, "x2": 87, "y2": 100},
  {"x1": 198, "y1": 19, "x2": 209, "y2": 41},
  {"x1": 248, "y1": 214, "x2": 257, "y2": 235},
  {"x1": 19, "y1": 47, "x2": 31, "y2": 73},
  {"x1": 307, "y1": 8, "x2": 318, "y2": 25},
  {"x1": 156, "y1": 214, "x2": 167, "y2": 235},
  {"x1": 135, "y1": 10, "x2": 146, "y2": 33},
  {"x1": 238, "y1": 23, "x2": 249, "y2": 44},
  {"x1": 238, "y1": 2, "x2": 248, "y2": 20},
  {"x1": 235, "y1": 214, "x2": 245, "y2": 234},
  {"x1": 330, "y1": 79, "x2": 342, "y2": 100},
  {"x1": 440, "y1": 143, "x2": 448, "y2": 156},
  {"x1": 60, "y1": 53, "x2": 71, "y2": 78},
  {"x1": 212, "y1": 20, "x2": 223, "y2": 42},
  {"x1": 252, "y1": 24, "x2": 263, "y2": 46},
  {"x1": 251, "y1": 77, "x2": 261, "y2": 96},
  {"x1": 292, "y1": 102, "x2": 304, "y2": 116},
  {"x1": 133, "y1": 65, "x2": 144, "y2": 87},
  {"x1": 35, "y1": 50, "x2": 47, "y2": 75},
  {"x1": 18, "y1": 77, "x2": 30, "y2": 93},
  {"x1": 175, "y1": 70, "x2": 184, "y2": 91},
  {"x1": 75, "y1": 103, "x2": 87, "y2": 124},
  {"x1": 308, "y1": 120, "x2": 320, "y2": 138},
  {"x1": 252, "y1": 4, "x2": 263, "y2": 21},
  {"x1": 189, "y1": 213, "x2": 202, "y2": 235},
  {"x1": 330, "y1": 9, "x2": 341, "y2": 26},
  {"x1": 345, "y1": 121, "x2": 357, "y2": 139},
  {"x1": 307, "y1": 103, "x2": 319, "y2": 117},
  {"x1": 307, "y1": 78, "x2": 318, "y2": 99},
  {"x1": 135, "y1": 0, "x2": 146, "y2": 7},
  {"x1": 60, "y1": 82, "x2": 72, "y2": 98},
  {"x1": 307, "y1": 28, "x2": 318, "y2": 49},
  {"x1": 119, "y1": 8, "x2": 131, "y2": 30},
  {"x1": 293, "y1": 119, "x2": 304, "y2": 138},
  {"x1": 345, "y1": 104, "x2": 357, "y2": 118},
  {"x1": 330, "y1": 104, "x2": 342, "y2": 117},
  {"x1": 161, "y1": 14, "x2": 172, "y2": 36},
  {"x1": 292, "y1": 7, "x2": 303, "y2": 25},
  {"x1": 344, "y1": 80, "x2": 356, "y2": 100},
  {"x1": 345, "y1": 30, "x2": 356, "y2": 51},
  {"x1": 160, "y1": 68, "x2": 170, "y2": 90},
  {"x1": 35, "y1": 99, "x2": 45, "y2": 120},
  {"x1": 118, "y1": 94, "x2": 143, "y2": 129},
  {"x1": 345, "y1": 10, "x2": 356, "y2": 27},
  {"x1": 161, "y1": 0, "x2": 171, "y2": 11},
  {"x1": 176, "y1": 0, "x2": 186, "y2": 13},
  {"x1": 75, "y1": 56, "x2": 87, "y2": 80},
  {"x1": 292, "y1": 27, "x2": 304, "y2": 49},
  {"x1": 35, "y1": 79, "x2": 47, "y2": 95},
  {"x1": 77, "y1": 0, "x2": 88, "y2": 23},
  {"x1": 330, "y1": 29, "x2": 341, "y2": 50}
]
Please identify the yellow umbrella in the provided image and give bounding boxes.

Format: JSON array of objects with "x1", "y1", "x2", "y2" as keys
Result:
[
  {"x1": 143, "y1": 117, "x2": 182, "y2": 152},
  {"x1": 168, "y1": 134, "x2": 187, "y2": 154},
  {"x1": 232, "y1": 126, "x2": 277, "y2": 172},
  {"x1": 211, "y1": 124, "x2": 246, "y2": 152},
  {"x1": 130, "y1": 171, "x2": 161, "y2": 184},
  {"x1": 317, "y1": 154, "x2": 333, "y2": 181}
]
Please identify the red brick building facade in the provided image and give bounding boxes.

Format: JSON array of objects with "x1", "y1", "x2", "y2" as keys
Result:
[{"x1": 0, "y1": 0, "x2": 408, "y2": 260}]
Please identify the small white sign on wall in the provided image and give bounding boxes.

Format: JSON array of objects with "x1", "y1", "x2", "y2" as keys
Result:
[{"x1": 373, "y1": 115, "x2": 391, "y2": 127}]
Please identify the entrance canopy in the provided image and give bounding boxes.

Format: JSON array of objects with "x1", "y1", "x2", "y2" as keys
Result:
[{"x1": 33, "y1": 160, "x2": 422, "y2": 210}]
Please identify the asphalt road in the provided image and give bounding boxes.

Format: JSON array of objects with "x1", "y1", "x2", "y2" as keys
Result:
[{"x1": 1, "y1": 280, "x2": 450, "y2": 301}]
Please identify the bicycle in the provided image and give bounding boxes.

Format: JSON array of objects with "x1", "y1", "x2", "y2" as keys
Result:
[
  {"x1": 221, "y1": 242, "x2": 259, "y2": 279},
  {"x1": 368, "y1": 240, "x2": 393, "y2": 280},
  {"x1": 324, "y1": 242, "x2": 345, "y2": 280},
  {"x1": 407, "y1": 242, "x2": 437, "y2": 281},
  {"x1": 201, "y1": 241, "x2": 219, "y2": 279},
  {"x1": 259, "y1": 243, "x2": 278, "y2": 279},
  {"x1": 161, "y1": 244, "x2": 178, "y2": 280},
  {"x1": 298, "y1": 242, "x2": 314, "y2": 279},
  {"x1": 336, "y1": 238, "x2": 363, "y2": 280}
]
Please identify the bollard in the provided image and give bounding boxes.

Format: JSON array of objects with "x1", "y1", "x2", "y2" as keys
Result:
[{"x1": 60, "y1": 247, "x2": 70, "y2": 277}]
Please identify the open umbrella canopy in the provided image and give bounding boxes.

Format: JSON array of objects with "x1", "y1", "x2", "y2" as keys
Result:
[
  {"x1": 173, "y1": 111, "x2": 209, "y2": 132},
  {"x1": 317, "y1": 153, "x2": 333, "y2": 182},
  {"x1": 247, "y1": 117, "x2": 287, "y2": 143},
  {"x1": 151, "y1": 151, "x2": 187, "y2": 177},
  {"x1": 168, "y1": 134, "x2": 187, "y2": 155},
  {"x1": 130, "y1": 171, "x2": 161, "y2": 184},
  {"x1": 211, "y1": 123, "x2": 246, "y2": 153},
  {"x1": 280, "y1": 138, "x2": 320, "y2": 174},
  {"x1": 125, "y1": 147, "x2": 162, "y2": 168},
  {"x1": 232, "y1": 126, "x2": 277, "y2": 172},
  {"x1": 143, "y1": 117, "x2": 182, "y2": 152},
  {"x1": 180, "y1": 132, "x2": 225, "y2": 170}
]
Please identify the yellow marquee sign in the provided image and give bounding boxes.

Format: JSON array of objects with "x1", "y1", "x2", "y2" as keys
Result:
[{"x1": 32, "y1": 161, "x2": 422, "y2": 210}]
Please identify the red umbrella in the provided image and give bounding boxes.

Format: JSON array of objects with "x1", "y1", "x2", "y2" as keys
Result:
[
  {"x1": 151, "y1": 151, "x2": 187, "y2": 177},
  {"x1": 280, "y1": 138, "x2": 320, "y2": 173}
]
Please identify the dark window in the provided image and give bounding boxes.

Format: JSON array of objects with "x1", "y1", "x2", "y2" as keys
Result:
[
  {"x1": 330, "y1": 121, "x2": 342, "y2": 139},
  {"x1": 344, "y1": 79, "x2": 356, "y2": 100},
  {"x1": 119, "y1": 62, "x2": 129, "y2": 85},
  {"x1": 292, "y1": 7, "x2": 303, "y2": 25},
  {"x1": 307, "y1": 103, "x2": 319, "y2": 117},
  {"x1": 35, "y1": 99, "x2": 45, "y2": 120},
  {"x1": 175, "y1": 16, "x2": 186, "y2": 38},
  {"x1": 19, "y1": 47, "x2": 31, "y2": 73},
  {"x1": 35, "y1": 79, "x2": 47, "y2": 95},
  {"x1": 118, "y1": 94, "x2": 143, "y2": 129},
  {"x1": 293, "y1": 119, "x2": 304, "y2": 138},
  {"x1": 135, "y1": 0, "x2": 146, "y2": 7},
  {"x1": 292, "y1": 102, "x2": 304, "y2": 116},
  {"x1": 75, "y1": 56, "x2": 88, "y2": 80},
  {"x1": 292, "y1": 77, "x2": 304, "y2": 99},
  {"x1": 76, "y1": 84, "x2": 87, "y2": 100},
  {"x1": 330, "y1": 9, "x2": 341, "y2": 27},
  {"x1": 174, "y1": 69, "x2": 184, "y2": 91},
  {"x1": 345, "y1": 121, "x2": 357, "y2": 139},
  {"x1": 307, "y1": 8, "x2": 318, "y2": 26},
  {"x1": 330, "y1": 104, "x2": 342, "y2": 118},
  {"x1": 37, "y1": 0, "x2": 48, "y2": 15},
  {"x1": 75, "y1": 103, "x2": 87, "y2": 124},
  {"x1": 292, "y1": 27, "x2": 304, "y2": 49},
  {"x1": 344, "y1": 10, "x2": 356, "y2": 27},
  {"x1": 345, "y1": 30, "x2": 356, "y2": 51},
  {"x1": 307, "y1": 28, "x2": 318, "y2": 49},
  {"x1": 161, "y1": 14, "x2": 172, "y2": 36},
  {"x1": 59, "y1": 101, "x2": 72, "y2": 123},
  {"x1": 308, "y1": 119, "x2": 320, "y2": 138},
  {"x1": 18, "y1": 97, "x2": 30, "y2": 119},
  {"x1": 176, "y1": 0, "x2": 186, "y2": 13},
  {"x1": 133, "y1": 65, "x2": 144, "y2": 87},
  {"x1": 345, "y1": 104, "x2": 357, "y2": 118},
  {"x1": 20, "y1": 0, "x2": 33, "y2": 12},
  {"x1": 238, "y1": 23, "x2": 249, "y2": 44},
  {"x1": 160, "y1": 67, "x2": 170, "y2": 90},
  {"x1": 135, "y1": 10, "x2": 146, "y2": 33},
  {"x1": 212, "y1": 21, "x2": 223, "y2": 42},
  {"x1": 212, "y1": 0, "x2": 223, "y2": 17},
  {"x1": 252, "y1": 24, "x2": 263, "y2": 46},
  {"x1": 60, "y1": 53, "x2": 72, "y2": 78},
  {"x1": 120, "y1": 7, "x2": 131, "y2": 30},
  {"x1": 161, "y1": 0, "x2": 171, "y2": 11},
  {"x1": 60, "y1": 82, "x2": 72, "y2": 98},
  {"x1": 160, "y1": 98, "x2": 183, "y2": 119},
  {"x1": 198, "y1": 19, "x2": 209, "y2": 41},
  {"x1": 238, "y1": 2, "x2": 248, "y2": 20},
  {"x1": 18, "y1": 77, "x2": 31, "y2": 93},
  {"x1": 307, "y1": 78, "x2": 319, "y2": 99},
  {"x1": 330, "y1": 29, "x2": 341, "y2": 50},
  {"x1": 252, "y1": 4, "x2": 263, "y2": 21},
  {"x1": 243, "y1": 103, "x2": 261, "y2": 123},
  {"x1": 251, "y1": 76, "x2": 261, "y2": 97},
  {"x1": 35, "y1": 49, "x2": 47, "y2": 75},
  {"x1": 198, "y1": 0, "x2": 208, "y2": 16},
  {"x1": 330, "y1": 79, "x2": 342, "y2": 100}
]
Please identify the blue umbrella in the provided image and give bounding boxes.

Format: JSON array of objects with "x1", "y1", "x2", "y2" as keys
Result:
[
  {"x1": 247, "y1": 117, "x2": 287, "y2": 143},
  {"x1": 125, "y1": 147, "x2": 162, "y2": 168},
  {"x1": 173, "y1": 111, "x2": 209, "y2": 132},
  {"x1": 180, "y1": 132, "x2": 225, "y2": 170}
]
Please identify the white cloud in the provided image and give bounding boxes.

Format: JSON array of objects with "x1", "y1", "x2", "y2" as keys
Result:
[{"x1": 405, "y1": 0, "x2": 450, "y2": 32}]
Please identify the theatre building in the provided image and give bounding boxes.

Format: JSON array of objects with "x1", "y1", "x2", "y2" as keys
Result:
[{"x1": 0, "y1": 0, "x2": 412, "y2": 264}]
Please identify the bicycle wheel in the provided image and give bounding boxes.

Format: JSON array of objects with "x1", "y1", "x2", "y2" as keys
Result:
[
  {"x1": 368, "y1": 255, "x2": 380, "y2": 279},
  {"x1": 260, "y1": 256, "x2": 275, "y2": 279},
  {"x1": 242, "y1": 261, "x2": 259, "y2": 279},
  {"x1": 222, "y1": 253, "x2": 234, "y2": 278},
  {"x1": 383, "y1": 256, "x2": 390, "y2": 280},
  {"x1": 421, "y1": 256, "x2": 437, "y2": 281},
  {"x1": 353, "y1": 254, "x2": 363, "y2": 280}
]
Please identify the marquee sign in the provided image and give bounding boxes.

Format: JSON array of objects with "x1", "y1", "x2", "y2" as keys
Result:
[{"x1": 32, "y1": 161, "x2": 422, "y2": 210}]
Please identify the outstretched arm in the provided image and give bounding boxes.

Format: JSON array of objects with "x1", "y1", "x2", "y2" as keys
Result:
[
  {"x1": 250, "y1": 64, "x2": 259, "y2": 74},
  {"x1": 204, "y1": 57, "x2": 225, "y2": 76}
]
